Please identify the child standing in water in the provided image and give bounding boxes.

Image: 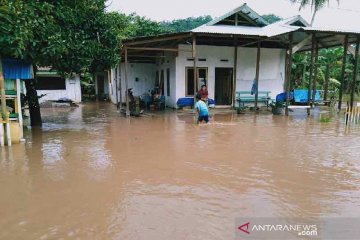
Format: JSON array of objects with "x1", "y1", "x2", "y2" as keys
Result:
[{"x1": 195, "y1": 93, "x2": 209, "y2": 124}]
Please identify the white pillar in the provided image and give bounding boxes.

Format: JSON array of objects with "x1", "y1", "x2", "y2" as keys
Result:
[
  {"x1": 0, "y1": 123, "x2": 4, "y2": 147},
  {"x1": 16, "y1": 79, "x2": 23, "y2": 139},
  {"x1": 6, "y1": 122, "x2": 11, "y2": 146}
]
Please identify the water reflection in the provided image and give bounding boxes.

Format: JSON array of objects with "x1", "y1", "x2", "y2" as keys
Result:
[{"x1": 0, "y1": 103, "x2": 360, "y2": 239}]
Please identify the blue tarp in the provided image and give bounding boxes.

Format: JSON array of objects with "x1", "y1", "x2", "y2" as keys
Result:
[
  {"x1": 177, "y1": 98, "x2": 194, "y2": 107},
  {"x1": 177, "y1": 98, "x2": 215, "y2": 107},
  {"x1": 276, "y1": 90, "x2": 321, "y2": 103},
  {"x1": 293, "y1": 89, "x2": 321, "y2": 103},
  {"x1": 276, "y1": 92, "x2": 294, "y2": 102},
  {"x1": 1, "y1": 58, "x2": 33, "y2": 80}
]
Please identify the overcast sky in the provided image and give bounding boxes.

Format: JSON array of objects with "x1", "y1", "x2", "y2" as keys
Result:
[{"x1": 106, "y1": 0, "x2": 360, "y2": 30}]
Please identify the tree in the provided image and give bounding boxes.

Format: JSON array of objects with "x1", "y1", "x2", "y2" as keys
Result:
[
  {"x1": 0, "y1": 0, "x2": 121, "y2": 126},
  {"x1": 160, "y1": 16, "x2": 213, "y2": 33},
  {"x1": 262, "y1": 14, "x2": 282, "y2": 24},
  {"x1": 290, "y1": 0, "x2": 339, "y2": 25}
]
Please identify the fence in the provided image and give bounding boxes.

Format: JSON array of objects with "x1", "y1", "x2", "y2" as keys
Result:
[{"x1": 344, "y1": 103, "x2": 360, "y2": 125}]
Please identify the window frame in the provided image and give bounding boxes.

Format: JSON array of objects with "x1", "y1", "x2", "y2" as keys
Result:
[{"x1": 185, "y1": 67, "x2": 208, "y2": 97}]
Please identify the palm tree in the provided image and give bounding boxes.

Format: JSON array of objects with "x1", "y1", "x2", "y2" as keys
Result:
[{"x1": 290, "y1": 0, "x2": 339, "y2": 25}]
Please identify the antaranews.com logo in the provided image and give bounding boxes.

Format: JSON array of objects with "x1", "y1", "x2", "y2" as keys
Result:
[
  {"x1": 235, "y1": 218, "x2": 360, "y2": 240},
  {"x1": 238, "y1": 221, "x2": 317, "y2": 237}
]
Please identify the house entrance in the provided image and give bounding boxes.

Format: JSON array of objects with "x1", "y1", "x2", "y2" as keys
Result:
[{"x1": 215, "y1": 68, "x2": 233, "y2": 105}]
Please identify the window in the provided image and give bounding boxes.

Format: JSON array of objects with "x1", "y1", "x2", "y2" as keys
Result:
[
  {"x1": 198, "y1": 68, "x2": 207, "y2": 89},
  {"x1": 166, "y1": 68, "x2": 170, "y2": 97},
  {"x1": 185, "y1": 67, "x2": 208, "y2": 96},
  {"x1": 186, "y1": 68, "x2": 195, "y2": 96},
  {"x1": 36, "y1": 76, "x2": 66, "y2": 90}
]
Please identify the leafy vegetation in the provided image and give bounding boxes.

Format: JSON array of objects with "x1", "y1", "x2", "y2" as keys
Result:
[
  {"x1": 160, "y1": 16, "x2": 213, "y2": 33},
  {"x1": 0, "y1": 0, "x2": 121, "y2": 125},
  {"x1": 262, "y1": 14, "x2": 282, "y2": 24},
  {"x1": 291, "y1": 47, "x2": 357, "y2": 98}
]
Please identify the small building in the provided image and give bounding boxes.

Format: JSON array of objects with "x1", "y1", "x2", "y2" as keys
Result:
[
  {"x1": 1, "y1": 58, "x2": 33, "y2": 145},
  {"x1": 35, "y1": 67, "x2": 82, "y2": 103}
]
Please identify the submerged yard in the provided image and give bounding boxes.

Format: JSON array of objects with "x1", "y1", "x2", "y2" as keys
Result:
[{"x1": 0, "y1": 103, "x2": 360, "y2": 239}]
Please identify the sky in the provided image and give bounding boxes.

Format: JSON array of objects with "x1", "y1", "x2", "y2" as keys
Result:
[{"x1": 106, "y1": 0, "x2": 360, "y2": 30}]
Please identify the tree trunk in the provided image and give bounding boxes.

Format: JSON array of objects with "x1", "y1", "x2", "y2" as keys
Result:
[{"x1": 25, "y1": 78, "x2": 42, "y2": 126}]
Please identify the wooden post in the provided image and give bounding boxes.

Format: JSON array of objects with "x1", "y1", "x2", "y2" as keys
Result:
[
  {"x1": 0, "y1": 57, "x2": 7, "y2": 122},
  {"x1": 233, "y1": 38, "x2": 238, "y2": 107},
  {"x1": 124, "y1": 46, "x2": 130, "y2": 117},
  {"x1": 118, "y1": 60, "x2": 123, "y2": 110},
  {"x1": 192, "y1": 34, "x2": 197, "y2": 96},
  {"x1": 338, "y1": 35, "x2": 349, "y2": 111},
  {"x1": 312, "y1": 39, "x2": 319, "y2": 107},
  {"x1": 285, "y1": 33, "x2": 293, "y2": 116},
  {"x1": 324, "y1": 64, "x2": 330, "y2": 101},
  {"x1": 308, "y1": 34, "x2": 316, "y2": 106},
  {"x1": 350, "y1": 36, "x2": 360, "y2": 109},
  {"x1": 254, "y1": 40, "x2": 261, "y2": 109}
]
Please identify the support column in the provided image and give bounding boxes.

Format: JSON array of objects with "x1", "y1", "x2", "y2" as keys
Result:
[
  {"x1": 119, "y1": 60, "x2": 123, "y2": 110},
  {"x1": 16, "y1": 79, "x2": 23, "y2": 139},
  {"x1": 124, "y1": 46, "x2": 130, "y2": 117},
  {"x1": 254, "y1": 40, "x2": 261, "y2": 109},
  {"x1": 350, "y1": 36, "x2": 360, "y2": 109},
  {"x1": 338, "y1": 35, "x2": 349, "y2": 111},
  {"x1": 308, "y1": 34, "x2": 316, "y2": 106},
  {"x1": 233, "y1": 38, "x2": 238, "y2": 107},
  {"x1": 114, "y1": 64, "x2": 119, "y2": 109},
  {"x1": 324, "y1": 64, "x2": 330, "y2": 101},
  {"x1": 285, "y1": 33, "x2": 293, "y2": 116},
  {"x1": 192, "y1": 34, "x2": 197, "y2": 96},
  {"x1": 0, "y1": 57, "x2": 6, "y2": 122},
  {"x1": 312, "y1": 39, "x2": 319, "y2": 107}
]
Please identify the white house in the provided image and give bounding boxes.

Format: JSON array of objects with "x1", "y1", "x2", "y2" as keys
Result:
[
  {"x1": 106, "y1": 3, "x2": 360, "y2": 110},
  {"x1": 35, "y1": 67, "x2": 82, "y2": 103}
]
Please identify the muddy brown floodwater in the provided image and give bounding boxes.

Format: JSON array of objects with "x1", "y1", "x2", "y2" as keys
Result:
[{"x1": 1, "y1": 103, "x2": 360, "y2": 239}]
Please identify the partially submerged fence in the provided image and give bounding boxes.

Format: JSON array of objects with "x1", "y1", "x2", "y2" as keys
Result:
[{"x1": 344, "y1": 103, "x2": 360, "y2": 125}]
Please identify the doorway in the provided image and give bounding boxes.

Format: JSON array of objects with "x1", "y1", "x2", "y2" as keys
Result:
[
  {"x1": 97, "y1": 74, "x2": 106, "y2": 100},
  {"x1": 215, "y1": 68, "x2": 233, "y2": 105}
]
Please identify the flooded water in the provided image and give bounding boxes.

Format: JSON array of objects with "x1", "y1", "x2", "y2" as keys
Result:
[{"x1": 1, "y1": 103, "x2": 360, "y2": 239}]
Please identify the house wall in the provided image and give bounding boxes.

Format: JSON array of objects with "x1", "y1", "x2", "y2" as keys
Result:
[
  {"x1": 37, "y1": 75, "x2": 82, "y2": 103},
  {"x1": 155, "y1": 55, "x2": 177, "y2": 107},
  {"x1": 111, "y1": 44, "x2": 285, "y2": 108},
  {"x1": 108, "y1": 57, "x2": 177, "y2": 108},
  {"x1": 119, "y1": 63, "x2": 157, "y2": 102},
  {"x1": 236, "y1": 47, "x2": 286, "y2": 100},
  {"x1": 176, "y1": 44, "x2": 286, "y2": 106},
  {"x1": 108, "y1": 68, "x2": 118, "y2": 104}
]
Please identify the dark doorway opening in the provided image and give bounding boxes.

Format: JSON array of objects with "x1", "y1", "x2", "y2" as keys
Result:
[
  {"x1": 97, "y1": 75, "x2": 104, "y2": 95},
  {"x1": 215, "y1": 68, "x2": 233, "y2": 105}
]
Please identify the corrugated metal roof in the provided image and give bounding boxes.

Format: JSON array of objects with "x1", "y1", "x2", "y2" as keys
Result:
[
  {"x1": 191, "y1": 25, "x2": 266, "y2": 36},
  {"x1": 123, "y1": 3, "x2": 360, "y2": 51},
  {"x1": 206, "y1": 3, "x2": 269, "y2": 27},
  {"x1": 192, "y1": 18, "x2": 360, "y2": 38}
]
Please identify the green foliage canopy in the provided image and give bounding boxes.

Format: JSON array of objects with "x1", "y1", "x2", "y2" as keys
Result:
[{"x1": 0, "y1": 0, "x2": 120, "y2": 75}]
